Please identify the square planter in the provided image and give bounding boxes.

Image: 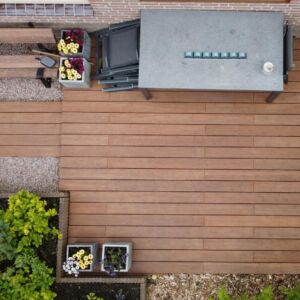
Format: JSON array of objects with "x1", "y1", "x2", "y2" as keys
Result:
[
  {"x1": 60, "y1": 29, "x2": 91, "y2": 60},
  {"x1": 59, "y1": 57, "x2": 91, "y2": 89},
  {"x1": 101, "y1": 242, "x2": 132, "y2": 273},
  {"x1": 66, "y1": 243, "x2": 98, "y2": 272}
]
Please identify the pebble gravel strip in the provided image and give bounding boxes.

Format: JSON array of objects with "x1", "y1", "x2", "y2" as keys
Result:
[
  {"x1": 147, "y1": 274, "x2": 300, "y2": 300},
  {"x1": 0, "y1": 157, "x2": 59, "y2": 194}
]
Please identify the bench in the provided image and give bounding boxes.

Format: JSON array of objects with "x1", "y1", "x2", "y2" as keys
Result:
[
  {"x1": 0, "y1": 28, "x2": 56, "y2": 44},
  {"x1": 0, "y1": 28, "x2": 57, "y2": 87}
]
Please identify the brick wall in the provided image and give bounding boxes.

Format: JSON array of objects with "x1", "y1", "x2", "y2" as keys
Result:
[{"x1": 0, "y1": 0, "x2": 299, "y2": 35}]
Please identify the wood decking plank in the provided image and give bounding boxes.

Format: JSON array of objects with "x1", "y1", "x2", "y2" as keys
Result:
[
  {"x1": 133, "y1": 250, "x2": 253, "y2": 262},
  {"x1": 254, "y1": 159, "x2": 300, "y2": 170},
  {"x1": 68, "y1": 237, "x2": 205, "y2": 250},
  {"x1": 62, "y1": 101, "x2": 206, "y2": 113},
  {"x1": 205, "y1": 147, "x2": 300, "y2": 159},
  {"x1": 0, "y1": 55, "x2": 46, "y2": 69},
  {"x1": 0, "y1": 124, "x2": 60, "y2": 134},
  {"x1": 254, "y1": 137, "x2": 300, "y2": 147},
  {"x1": 254, "y1": 114, "x2": 300, "y2": 125},
  {"x1": 63, "y1": 90, "x2": 254, "y2": 103},
  {"x1": 205, "y1": 125, "x2": 300, "y2": 136},
  {"x1": 204, "y1": 239, "x2": 300, "y2": 250},
  {"x1": 255, "y1": 228, "x2": 300, "y2": 239},
  {"x1": 204, "y1": 192, "x2": 300, "y2": 204},
  {"x1": 104, "y1": 226, "x2": 254, "y2": 239},
  {"x1": 205, "y1": 216, "x2": 300, "y2": 227},
  {"x1": 107, "y1": 158, "x2": 253, "y2": 170},
  {"x1": 206, "y1": 103, "x2": 300, "y2": 114},
  {"x1": 0, "y1": 113, "x2": 61, "y2": 124},
  {"x1": 60, "y1": 180, "x2": 253, "y2": 192},
  {"x1": 0, "y1": 146, "x2": 59, "y2": 157},
  {"x1": 70, "y1": 191, "x2": 206, "y2": 203},
  {"x1": 108, "y1": 135, "x2": 253, "y2": 147},
  {"x1": 204, "y1": 170, "x2": 300, "y2": 181},
  {"x1": 61, "y1": 168, "x2": 206, "y2": 180},
  {"x1": 254, "y1": 182, "x2": 300, "y2": 192},
  {"x1": 70, "y1": 191, "x2": 300, "y2": 205},
  {"x1": 61, "y1": 146, "x2": 205, "y2": 158},
  {"x1": 62, "y1": 123, "x2": 206, "y2": 135},
  {"x1": 0, "y1": 28, "x2": 55, "y2": 43},
  {"x1": 0, "y1": 135, "x2": 60, "y2": 146},
  {"x1": 69, "y1": 203, "x2": 253, "y2": 215},
  {"x1": 0, "y1": 102, "x2": 61, "y2": 112},
  {"x1": 254, "y1": 251, "x2": 300, "y2": 263}
]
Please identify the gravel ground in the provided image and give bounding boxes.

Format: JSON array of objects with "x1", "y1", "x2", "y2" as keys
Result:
[
  {"x1": 0, "y1": 78, "x2": 62, "y2": 101},
  {"x1": 0, "y1": 43, "x2": 62, "y2": 101},
  {"x1": 0, "y1": 157, "x2": 59, "y2": 193},
  {"x1": 147, "y1": 274, "x2": 300, "y2": 300}
]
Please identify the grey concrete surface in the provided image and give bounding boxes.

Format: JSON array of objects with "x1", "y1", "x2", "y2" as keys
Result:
[{"x1": 139, "y1": 10, "x2": 284, "y2": 91}]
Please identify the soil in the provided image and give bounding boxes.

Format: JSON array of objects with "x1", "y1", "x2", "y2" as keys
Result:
[{"x1": 53, "y1": 283, "x2": 140, "y2": 300}]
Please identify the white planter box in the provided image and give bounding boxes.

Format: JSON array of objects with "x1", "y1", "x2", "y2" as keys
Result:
[
  {"x1": 59, "y1": 57, "x2": 91, "y2": 89},
  {"x1": 101, "y1": 242, "x2": 132, "y2": 273},
  {"x1": 60, "y1": 30, "x2": 91, "y2": 60},
  {"x1": 66, "y1": 243, "x2": 98, "y2": 272}
]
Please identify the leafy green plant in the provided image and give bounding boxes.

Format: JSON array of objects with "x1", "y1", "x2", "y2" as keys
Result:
[
  {"x1": 102, "y1": 247, "x2": 128, "y2": 277},
  {"x1": 0, "y1": 250, "x2": 56, "y2": 300},
  {"x1": 281, "y1": 283, "x2": 300, "y2": 300},
  {"x1": 0, "y1": 217, "x2": 17, "y2": 261},
  {"x1": 1, "y1": 190, "x2": 61, "y2": 252},
  {"x1": 211, "y1": 286, "x2": 273, "y2": 300},
  {"x1": 86, "y1": 292, "x2": 104, "y2": 300}
]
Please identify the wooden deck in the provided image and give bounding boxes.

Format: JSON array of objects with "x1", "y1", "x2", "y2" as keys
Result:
[{"x1": 1, "y1": 40, "x2": 300, "y2": 274}]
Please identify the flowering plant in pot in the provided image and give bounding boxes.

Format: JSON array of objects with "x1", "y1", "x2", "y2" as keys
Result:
[
  {"x1": 58, "y1": 29, "x2": 91, "y2": 59},
  {"x1": 59, "y1": 57, "x2": 91, "y2": 88},
  {"x1": 101, "y1": 242, "x2": 132, "y2": 277},
  {"x1": 63, "y1": 244, "x2": 97, "y2": 277}
]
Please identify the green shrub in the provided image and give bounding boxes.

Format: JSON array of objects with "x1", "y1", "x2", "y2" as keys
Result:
[
  {"x1": 86, "y1": 292, "x2": 104, "y2": 300},
  {"x1": 281, "y1": 283, "x2": 300, "y2": 300},
  {"x1": 212, "y1": 286, "x2": 273, "y2": 300},
  {"x1": 0, "y1": 217, "x2": 17, "y2": 261},
  {"x1": 1, "y1": 190, "x2": 61, "y2": 253},
  {"x1": 0, "y1": 250, "x2": 56, "y2": 300}
]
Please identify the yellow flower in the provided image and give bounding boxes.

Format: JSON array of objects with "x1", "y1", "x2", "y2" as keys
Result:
[
  {"x1": 72, "y1": 48, "x2": 78, "y2": 54},
  {"x1": 72, "y1": 254, "x2": 76, "y2": 259},
  {"x1": 77, "y1": 74, "x2": 82, "y2": 80},
  {"x1": 61, "y1": 73, "x2": 66, "y2": 79},
  {"x1": 59, "y1": 66, "x2": 65, "y2": 72},
  {"x1": 70, "y1": 42, "x2": 75, "y2": 48},
  {"x1": 66, "y1": 44, "x2": 72, "y2": 50},
  {"x1": 63, "y1": 50, "x2": 68, "y2": 55},
  {"x1": 59, "y1": 39, "x2": 65, "y2": 45},
  {"x1": 88, "y1": 254, "x2": 93, "y2": 259},
  {"x1": 75, "y1": 43, "x2": 80, "y2": 49}
]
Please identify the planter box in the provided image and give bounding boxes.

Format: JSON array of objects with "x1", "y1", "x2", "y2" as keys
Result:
[
  {"x1": 66, "y1": 243, "x2": 98, "y2": 272},
  {"x1": 59, "y1": 57, "x2": 91, "y2": 89},
  {"x1": 101, "y1": 242, "x2": 132, "y2": 273},
  {"x1": 60, "y1": 30, "x2": 91, "y2": 60}
]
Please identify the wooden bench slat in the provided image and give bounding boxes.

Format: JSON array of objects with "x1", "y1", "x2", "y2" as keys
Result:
[
  {"x1": 0, "y1": 55, "x2": 44, "y2": 69},
  {"x1": 0, "y1": 68, "x2": 57, "y2": 79},
  {"x1": 0, "y1": 28, "x2": 55, "y2": 44}
]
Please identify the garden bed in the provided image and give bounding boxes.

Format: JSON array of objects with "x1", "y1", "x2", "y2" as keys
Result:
[{"x1": 54, "y1": 282, "x2": 141, "y2": 300}]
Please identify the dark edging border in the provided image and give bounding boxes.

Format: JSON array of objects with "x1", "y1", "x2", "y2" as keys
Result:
[{"x1": 0, "y1": 192, "x2": 146, "y2": 300}]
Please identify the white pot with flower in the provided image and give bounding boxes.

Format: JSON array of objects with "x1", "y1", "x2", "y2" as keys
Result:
[
  {"x1": 59, "y1": 57, "x2": 91, "y2": 88},
  {"x1": 58, "y1": 29, "x2": 91, "y2": 60},
  {"x1": 63, "y1": 243, "x2": 98, "y2": 277}
]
